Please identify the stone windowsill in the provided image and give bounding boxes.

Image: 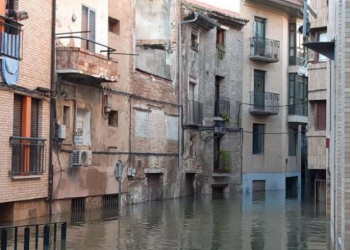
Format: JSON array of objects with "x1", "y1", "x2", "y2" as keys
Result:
[{"x1": 11, "y1": 175, "x2": 43, "y2": 180}]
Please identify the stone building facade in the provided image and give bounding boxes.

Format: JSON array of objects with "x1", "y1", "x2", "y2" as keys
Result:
[
  {"x1": 0, "y1": 0, "x2": 53, "y2": 222},
  {"x1": 52, "y1": 0, "x2": 182, "y2": 218},
  {"x1": 180, "y1": 0, "x2": 248, "y2": 195}
]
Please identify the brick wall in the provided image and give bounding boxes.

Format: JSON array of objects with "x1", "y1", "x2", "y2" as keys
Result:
[{"x1": 0, "y1": 0, "x2": 52, "y2": 206}]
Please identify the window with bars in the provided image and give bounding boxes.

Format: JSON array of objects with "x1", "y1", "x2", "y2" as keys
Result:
[
  {"x1": 11, "y1": 95, "x2": 45, "y2": 176},
  {"x1": 253, "y1": 124, "x2": 265, "y2": 155}
]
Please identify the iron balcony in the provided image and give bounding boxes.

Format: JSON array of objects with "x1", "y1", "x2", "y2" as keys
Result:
[
  {"x1": 289, "y1": 103, "x2": 308, "y2": 117},
  {"x1": 215, "y1": 99, "x2": 230, "y2": 117},
  {"x1": 250, "y1": 37, "x2": 280, "y2": 63},
  {"x1": 249, "y1": 91, "x2": 280, "y2": 116},
  {"x1": 10, "y1": 136, "x2": 46, "y2": 176},
  {"x1": 0, "y1": 15, "x2": 23, "y2": 60},
  {"x1": 188, "y1": 100, "x2": 203, "y2": 125}
]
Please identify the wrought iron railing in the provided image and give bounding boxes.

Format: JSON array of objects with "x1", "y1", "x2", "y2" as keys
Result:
[
  {"x1": 289, "y1": 102, "x2": 308, "y2": 116},
  {"x1": 10, "y1": 137, "x2": 46, "y2": 176},
  {"x1": 188, "y1": 100, "x2": 203, "y2": 125},
  {"x1": 215, "y1": 99, "x2": 230, "y2": 117},
  {"x1": 249, "y1": 91, "x2": 280, "y2": 115},
  {"x1": 0, "y1": 16, "x2": 23, "y2": 60},
  {"x1": 0, "y1": 222, "x2": 67, "y2": 250},
  {"x1": 56, "y1": 35, "x2": 116, "y2": 59},
  {"x1": 250, "y1": 37, "x2": 280, "y2": 61}
]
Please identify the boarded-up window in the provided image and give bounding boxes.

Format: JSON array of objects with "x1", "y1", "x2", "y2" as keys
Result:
[
  {"x1": 135, "y1": 111, "x2": 149, "y2": 138},
  {"x1": 75, "y1": 109, "x2": 91, "y2": 145},
  {"x1": 166, "y1": 116, "x2": 178, "y2": 140},
  {"x1": 216, "y1": 28, "x2": 225, "y2": 45},
  {"x1": 316, "y1": 101, "x2": 326, "y2": 131},
  {"x1": 253, "y1": 124, "x2": 264, "y2": 155}
]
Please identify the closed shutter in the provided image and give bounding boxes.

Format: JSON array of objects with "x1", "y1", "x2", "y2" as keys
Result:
[
  {"x1": 13, "y1": 94, "x2": 22, "y2": 136},
  {"x1": 30, "y1": 98, "x2": 39, "y2": 172},
  {"x1": 31, "y1": 98, "x2": 39, "y2": 138},
  {"x1": 12, "y1": 94, "x2": 22, "y2": 174},
  {"x1": 316, "y1": 102, "x2": 326, "y2": 131}
]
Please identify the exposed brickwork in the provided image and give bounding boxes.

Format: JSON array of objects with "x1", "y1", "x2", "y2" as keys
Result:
[
  {"x1": 56, "y1": 47, "x2": 118, "y2": 81},
  {"x1": 0, "y1": 0, "x2": 52, "y2": 220}
]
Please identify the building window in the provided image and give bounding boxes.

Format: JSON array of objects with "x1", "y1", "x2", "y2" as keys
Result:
[
  {"x1": 254, "y1": 17, "x2": 265, "y2": 38},
  {"x1": 315, "y1": 101, "x2": 326, "y2": 131},
  {"x1": 288, "y1": 74, "x2": 308, "y2": 116},
  {"x1": 135, "y1": 110, "x2": 149, "y2": 138},
  {"x1": 318, "y1": 32, "x2": 327, "y2": 62},
  {"x1": 63, "y1": 105, "x2": 71, "y2": 128},
  {"x1": 81, "y1": 5, "x2": 96, "y2": 52},
  {"x1": 253, "y1": 124, "x2": 265, "y2": 155},
  {"x1": 108, "y1": 17, "x2": 120, "y2": 35},
  {"x1": 289, "y1": 23, "x2": 304, "y2": 65},
  {"x1": 191, "y1": 30, "x2": 199, "y2": 51},
  {"x1": 166, "y1": 116, "x2": 178, "y2": 141},
  {"x1": 216, "y1": 28, "x2": 225, "y2": 45},
  {"x1": 214, "y1": 136, "x2": 221, "y2": 170},
  {"x1": 289, "y1": 127, "x2": 298, "y2": 156},
  {"x1": 11, "y1": 95, "x2": 45, "y2": 175},
  {"x1": 108, "y1": 110, "x2": 118, "y2": 127}
]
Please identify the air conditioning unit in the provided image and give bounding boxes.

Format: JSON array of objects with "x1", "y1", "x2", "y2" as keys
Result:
[{"x1": 71, "y1": 150, "x2": 92, "y2": 167}]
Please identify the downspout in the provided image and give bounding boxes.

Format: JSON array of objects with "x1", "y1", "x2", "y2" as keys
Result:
[
  {"x1": 178, "y1": 13, "x2": 199, "y2": 169},
  {"x1": 48, "y1": 0, "x2": 57, "y2": 218}
]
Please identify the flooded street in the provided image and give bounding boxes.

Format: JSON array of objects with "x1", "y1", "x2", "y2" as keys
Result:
[{"x1": 65, "y1": 191, "x2": 331, "y2": 250}]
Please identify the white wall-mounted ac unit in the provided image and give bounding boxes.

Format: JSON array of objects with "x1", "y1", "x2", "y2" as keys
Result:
[{"x1": 71, "y1": 150, "x2": 92, "y2": 167}]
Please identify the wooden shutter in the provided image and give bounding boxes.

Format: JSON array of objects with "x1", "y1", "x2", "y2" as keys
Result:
[
  {"x1": 316, "y1": 101, "x2": 326, "y2": 131},
  {"x1": 31, "y1": 98, "x2": 39, "y2": 138},
  {"x1": 13, "y1": 94, "x2": 22, "y2": 136}
]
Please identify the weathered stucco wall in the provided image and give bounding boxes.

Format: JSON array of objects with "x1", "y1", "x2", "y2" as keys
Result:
[{"x1": 56, "y1": 0, "x2": 109, "y2": 53}]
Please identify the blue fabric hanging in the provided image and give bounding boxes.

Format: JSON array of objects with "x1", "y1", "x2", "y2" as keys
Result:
[
  {"x1": 2, "y1": 56, "x2": 19, "y2": 85},
  {"x1": 1, "y1": 32, "x2": 20, "y2": 85}
]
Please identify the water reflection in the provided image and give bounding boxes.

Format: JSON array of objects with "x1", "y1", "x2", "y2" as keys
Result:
[{"x1": 65, "y1": 191, "x2": 330, "y2": 250}]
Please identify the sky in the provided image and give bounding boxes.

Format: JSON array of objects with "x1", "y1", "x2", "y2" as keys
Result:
[{"x1": 195, "y1": 0, "x2": 241, "y2": 13}]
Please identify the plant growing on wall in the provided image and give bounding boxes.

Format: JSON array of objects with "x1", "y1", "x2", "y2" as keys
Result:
[
  {"x1": 221, "y1": 111, "x2": 230, "y2": 124},
  {"x1": 219, "y1": 149, "x2": 232, "y2": 173},
  {"x1": 217, "y1": 44, "x2": 226, "y2": 60}
]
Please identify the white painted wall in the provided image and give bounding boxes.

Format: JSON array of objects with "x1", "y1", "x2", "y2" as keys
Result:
[
  {"x1": 56, "y1": 0, "x2": 108, "y2": 54},
  {"x1": 194, "y1": 0, "x2": 240, "y2": 13}
]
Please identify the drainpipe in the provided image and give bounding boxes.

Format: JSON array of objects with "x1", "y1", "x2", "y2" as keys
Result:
[
  {"x1": 48, "y1": 0, "x2": 57, "y2": 218},
  {"x1": 178, "y1": 13, "x2": 199, "y2": 169}
]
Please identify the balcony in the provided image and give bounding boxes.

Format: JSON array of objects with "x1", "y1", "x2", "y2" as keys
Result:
[
  {"x1": 249, "y1": 37, "x2": 280, "y2": 63},
  {"x1": 188, "y1": 100, "x2": 203, "y2": 125},
  {"x1": 0, "y1": 17, "x2": 23, "y2": 60},
  {"x1": 249, "y1": 91, "x2": 279, "y2": 116},
  {"x1": 56, "y1": 36, "x2": 118, "y2": 84},
  {"x1": 10, "y1": 137, "x2": 46, "y2": 176},
  {"x1": 215, "y1": 99, "x2": 230, "y2": 117},
  {"x1": 288, "y1": 104, "x2": 308, "y2": 124}
]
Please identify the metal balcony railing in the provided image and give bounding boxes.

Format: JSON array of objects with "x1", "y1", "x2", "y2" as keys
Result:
[
  {"x1": 249, "y1": 91, "x2": 280, "y2": 116},
  {"x1": 56, "y1": 34, "x2": 116, "y2": 59},
  {"x1": 215, "y1": 99, "x2": 230, "y2": 117},
  {"x1": 188, "y1": 100, "x2": 203, "y2": 125},
  {"x1": 289, "y1": 103, "x2": 308, "y2": 116},
  {"x1": 10, "y1": 137, "x2": 46, "y2": 176},
  {"x1": 0, "y1": 16, "x2": 23, "y2": 60},
  {"x1": 250, "y1": 37, "x2": 280, "y2": 63}
]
